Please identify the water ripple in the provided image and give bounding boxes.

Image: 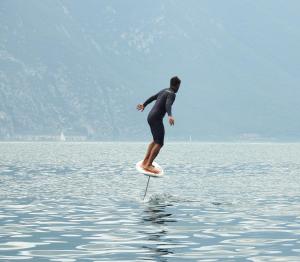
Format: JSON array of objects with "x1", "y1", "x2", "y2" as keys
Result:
[{"x1": 0, "y1": 142, "x2": 300, "y2": 261}]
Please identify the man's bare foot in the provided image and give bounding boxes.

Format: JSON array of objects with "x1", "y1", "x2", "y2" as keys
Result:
[
  {"x1": 142, "y1": 165, "x2": 155, "y2": 170},
  {"x1": 143, "y1": 165, "x2": 160, "y2": 174},
  {"x1": 141, "y1": 162, "x2": 155, "y2": 168}
]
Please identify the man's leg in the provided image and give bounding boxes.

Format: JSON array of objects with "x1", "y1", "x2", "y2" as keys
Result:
[
  {"x1": 142, "y1": 141, "x2": 155, "y2": 165},
  {"x1": 145, "y1": 143, "x2": 162, "y2": 173},
  {"x1": 143, "y1": 119, "x2": 164, "y2": 173}
]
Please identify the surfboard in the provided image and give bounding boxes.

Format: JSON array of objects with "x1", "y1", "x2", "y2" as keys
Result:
[{"x1": 136, "y1": 160, "x2": 164, "y2": 177}]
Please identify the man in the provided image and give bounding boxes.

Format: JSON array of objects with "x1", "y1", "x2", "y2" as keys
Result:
[{"x1": 136, "y1": 76, "x2": 181, "y2": 174}]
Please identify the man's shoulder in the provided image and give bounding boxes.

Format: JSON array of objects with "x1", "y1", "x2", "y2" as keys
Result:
[
  {"x1": 165, "y1": 88, "x2": 175, "y2": 94},
  {"x1": 158, "y1": 88, "x2": 176, "y2": 98},
  {"x1": 165, "y1": 89, "x2": 176, "y2": 97},
  {"x1": 157, "y1": 88, "x2": 169, "y2": 95}
]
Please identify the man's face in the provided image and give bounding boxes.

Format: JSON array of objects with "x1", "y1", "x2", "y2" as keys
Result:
[{"x1": 174, "y1": 83, "x2": 180, "y2": 93}]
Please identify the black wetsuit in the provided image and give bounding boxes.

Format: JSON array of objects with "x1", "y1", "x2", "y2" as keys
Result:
[{"x1": 143, "y1": 87, "x2": 176, "y2": 147}]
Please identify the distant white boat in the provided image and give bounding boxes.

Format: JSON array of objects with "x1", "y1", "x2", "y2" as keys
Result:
[
  {"x1": 189, "y1": 135, "x2": 192, "y2": 142},
  {"x1": 60, "y1": 131, "x2": 66, "y2": 141}
]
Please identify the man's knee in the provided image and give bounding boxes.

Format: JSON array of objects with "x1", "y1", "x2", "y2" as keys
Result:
[{"x1": 154, "y1": 140, "x2": 164, "y2": 148}]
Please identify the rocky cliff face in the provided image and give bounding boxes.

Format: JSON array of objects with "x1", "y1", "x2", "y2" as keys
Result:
[{"x1": 0, "y1": 0, "x2": 299, "y2": 140}]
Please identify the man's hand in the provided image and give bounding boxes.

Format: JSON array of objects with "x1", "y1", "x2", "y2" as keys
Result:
[
  {"x1": 136, "y1": 104, "x2": 144, "y2": 112},
  {"x1": 168, "y1": 116, "x2": 175, "y2": 126}
]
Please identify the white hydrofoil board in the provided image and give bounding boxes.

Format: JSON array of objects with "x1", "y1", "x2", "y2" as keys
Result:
[{"x1": 136, "y1": 160, "x2": 164, "y2": 177}]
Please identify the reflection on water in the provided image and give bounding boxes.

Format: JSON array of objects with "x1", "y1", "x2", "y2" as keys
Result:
[
  {"x1": 141, "y1": 200, "x2": 176, "y2": 261},
  {"x1": 0, "y1": 142, "x2": 300, "y2": 261}
]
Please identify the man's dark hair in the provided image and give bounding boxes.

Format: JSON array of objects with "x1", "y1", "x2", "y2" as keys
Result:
[{"x1": 170, "y1": 76, "x2": 181, "y2": 87}]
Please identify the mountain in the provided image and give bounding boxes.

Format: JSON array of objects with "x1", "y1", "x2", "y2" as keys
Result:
[{"x1": 0, "y1": 0, "x2": 299, "y2": 141}]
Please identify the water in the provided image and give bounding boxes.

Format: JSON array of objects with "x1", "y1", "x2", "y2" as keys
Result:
[{"x1": 0, "y1": 142, "x2": 300, "y2": 261}]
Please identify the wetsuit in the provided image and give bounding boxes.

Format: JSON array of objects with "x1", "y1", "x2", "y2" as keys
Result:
[{"x1": 143, "y1": 87, "x2": 176, "y2": 147}]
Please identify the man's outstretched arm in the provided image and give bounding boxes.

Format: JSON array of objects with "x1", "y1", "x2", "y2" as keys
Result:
[
  {"x1": 142, "y1": 92, "x2": 159, "y2": 108},
  {"x1": 136, "y1": 91, "x2": 159, "y2": 112}
]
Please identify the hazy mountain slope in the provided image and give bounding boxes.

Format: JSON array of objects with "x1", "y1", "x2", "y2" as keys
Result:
[{"x1": 0, "y1": 0, "x2": 299, "y2": 140}]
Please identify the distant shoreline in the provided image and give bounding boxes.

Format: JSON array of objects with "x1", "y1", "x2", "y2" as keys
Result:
[{"x1": 1, "y1": 140, "x2": 300, "y2": 144}]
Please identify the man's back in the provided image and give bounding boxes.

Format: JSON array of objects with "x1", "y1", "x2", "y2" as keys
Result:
[{"x1": 144, "y1": 88, "x2": 176, "y2": 119}]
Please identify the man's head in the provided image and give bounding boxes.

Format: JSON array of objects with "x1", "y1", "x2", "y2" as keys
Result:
[{"x1": 170, "y1": 76, "x2": 181, "y2": 93}]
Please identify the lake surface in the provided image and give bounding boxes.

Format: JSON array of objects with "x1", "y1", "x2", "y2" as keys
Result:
[{"x1": 0, "y1": 142, "x2": 300, "y2": 261}]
